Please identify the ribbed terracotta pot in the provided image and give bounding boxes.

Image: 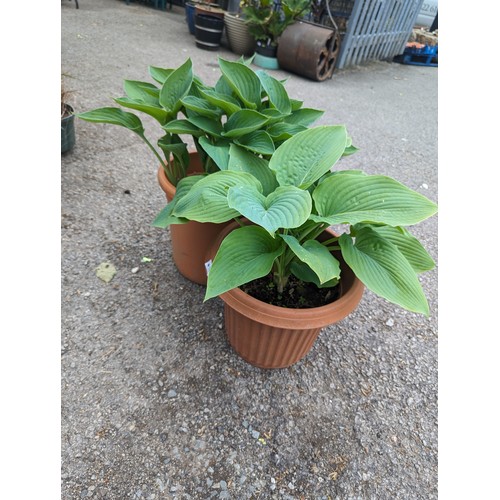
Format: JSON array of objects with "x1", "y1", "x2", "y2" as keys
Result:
[
  {"x1": 224, "y1": 12, "x2": 255, "y2": 56},
  {"x1": 157, "y1": 151, "x2": 230, "y2": 286},
  {"x1": 209, "y1": 222, "x2": 365, "y2": 369}
]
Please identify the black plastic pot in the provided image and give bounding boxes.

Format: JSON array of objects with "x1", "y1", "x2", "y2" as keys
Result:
[
  {"x1": 256, "y1": 42, "x2": 278, "y2": 58},
  {"x1": 195, "y1": 14, "x2": 224, "y2": 51},
  {"x1": 61, "y1": 104, "x2": 75, "y2": 154}
]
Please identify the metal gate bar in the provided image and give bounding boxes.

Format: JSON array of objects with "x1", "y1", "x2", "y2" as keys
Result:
[{"x1": 337, "y1": 0, "x2": 424, "y2": 69}]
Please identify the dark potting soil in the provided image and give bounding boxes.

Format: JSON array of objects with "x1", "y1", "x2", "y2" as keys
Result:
[{"x1": 241, "y1": 274, "x2": 341, "y2": 309}]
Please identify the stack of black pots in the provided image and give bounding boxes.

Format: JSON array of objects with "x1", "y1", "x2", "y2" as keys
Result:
[{"x1": 194, "y1": 5, "x2": 225, "y2": 51}]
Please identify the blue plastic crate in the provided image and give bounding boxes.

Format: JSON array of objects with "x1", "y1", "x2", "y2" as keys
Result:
[{"x1": 394, "y1": 44, "x2": 438, "y2": 67}]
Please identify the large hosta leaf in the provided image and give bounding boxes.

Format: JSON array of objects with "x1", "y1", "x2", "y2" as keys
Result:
[
  {"x1": 284, "y1": 108, "x2": 324, "y2": 126},
  {"x1": 198, "y1": 137, "x2": 230, "y2": 170},
  {"x1": 222, "y1": 109, "x2": 269, "y2": 138},
  {"x1": 280, "y1": 235, "x2": 341, "y2": 284},
  {"x1": 162, "y1": 118, "x2": 203, "y2": 136},
  {"x1": 123, "y1": 80, "x2": 159, "y2": 103},
  {"x1": 269, "y1": 125, "x2": 347, "y2": 188},
  {"x1": 256, "y1": 70, "x2": 291, "y2": 114},
  {"x1": 114, "y1": 97, "x2": 168, "y2": 124},
  {"x1": 152, "y1": 175, "x2": 204, "y2": 227},
  {"x1": 197, "y1": 87, "x2": 241, "y2": 116},
  {"x1": 77, "y1": 107, "x2": 145, "y2": 135},
  {"x1": 366, "y1": 224, "x2": 435, "y2": 273},
  {"x1": 173, "y1": 170, "x2": 262, "y2": 223},
  {"x1": 339, "y1": 226, "x2": 430, "y2": 315},
  {"x1": 205, "y1": 225, "x2": 285, "y2": 300},
  {"x1": 185, "y1": 115, "x2": 224, "y2": 138},
  {"x1": 227, "y1": 144, "x2": 277, "y2": 195},
  {"x1": 234, "y1": 130, "x2": 275, "y2": 155},
  {"x1": 149, "y1": 66, "x2": 174, "y2": 85},
  {"x1": 159, "y1": 58, "x2": 193, "y2": 113},
  {"x1": 180, "y1": 95, "x2": 222, "y2": 119},
  {"x1": 218, "y1": 58, "x2": 262, "y2": 109},
  {"x1": 312, "y1": 173, "x2": 438, "y2": 226},
  {"x1": 227, "y1": 185, "x2": 312, "y2": 234},
  {"x1": 266, "y1": 122, "x2": 306, "y2": 141}
]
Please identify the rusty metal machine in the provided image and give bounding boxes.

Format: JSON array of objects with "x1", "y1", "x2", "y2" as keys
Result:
[{"x1": 277, "y1": 21, "x2": 341, "y2": 81}]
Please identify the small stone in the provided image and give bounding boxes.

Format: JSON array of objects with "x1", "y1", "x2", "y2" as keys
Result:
[
  {"x1": 167, "y1": 390, "x2": 177, "y2": 398},
  {"x1": 131, "y1": 267, "x2": 139, "y2": 274},
  {"x1": 251, "y1": 430, "x2": 260, "y2": 439},
  {"x1": 220, "y1": 480, "x2": 227, "y2": 490},
  {"x1": 386, "y1": 318, "x2": 394, "y2": 327},
  {"x1": 421, "y1": 183, "x2": 429, "y2": 189}
]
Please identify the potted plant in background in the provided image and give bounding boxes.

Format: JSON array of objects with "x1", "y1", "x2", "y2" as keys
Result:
[
  {"x1": 224, "y1": 10, "x2": 256, "y2": 56},
  {"x1": 240, "y1": 0, "x2": 311, "y2": 69},
  {"x1": 155, "y1": 124, "x2": 437, "y2": 368},
  {"x1": 77, "y1": 57, "x2": 325, "y2": 284}
]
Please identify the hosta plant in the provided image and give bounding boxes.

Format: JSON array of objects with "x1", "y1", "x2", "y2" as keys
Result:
[
  {"x1": 154, "y1": 125, "x2": 437, "y2": 315},
  {"x1": 241, "y1": 0, "x2": 311, "y2": 48},
  {"x1": 77, "y1": 57, "x2": 326, "y2": 186}
]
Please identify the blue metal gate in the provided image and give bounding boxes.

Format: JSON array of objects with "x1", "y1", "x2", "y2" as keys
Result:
[{"x1": 337, "y1": 0, "x2": 424, "y2": 69}]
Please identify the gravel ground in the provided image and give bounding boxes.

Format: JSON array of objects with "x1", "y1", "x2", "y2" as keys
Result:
[{"x1": 61, "y1": 1, "x2": 438, "y2": 498}]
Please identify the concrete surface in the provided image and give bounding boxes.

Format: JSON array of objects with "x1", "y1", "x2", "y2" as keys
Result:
[{"x1": 61, "y1": 1, "x2": 438, "y2": 498}]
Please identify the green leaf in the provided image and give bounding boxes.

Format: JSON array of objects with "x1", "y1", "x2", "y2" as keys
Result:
[
  {"x1": 366, "y1": 224, "x2": 435, "y2": 273},
  {"x1": 227, "y1": 144, "x2": 278, "y2": 195},
  {"x1": 185, "y1": 115, "x2": 224, "y2": 138},
  {"x1": 159, "y1": 58, "x2": 193, "y2": 113},
  {"x1": 227, "y1": 185, "x2": 312, "y2": 234},
  {"x1": 152, "y1": 175, "x2": 204, "y2": 227},
  {"x1": 218, "y1": 58, "x2": 262, "y2": 109},
  {"x1": 157, "y1": 135, "x2": 189, "y2": 179},
  {"x1": 198, "y1": 137, "x2": 230, "y2": 170},
  {"x1": 290, "y1": 261, "x2": 339, "y2": 288},
  {"x1": 259, "y1": 108, "x2": 291, "y2": 125},
  {"x1": 269, "y1": 125, "x2": 347, "y2": 188},
  {"x1": 343, "y1": 145, "x2": 359, "y2": 156},
  {"x1": 284, "y1": 107, "x2": 324, "y2": 126},
  {"x1": 290, "y1": 98, "x2": 304, "y2": 110},
  {"x1": 234, "y1": 130, "x2": 275, "y2": 155},
  {"x1": 256, "y1": 70, "x2": 291, "y2": 114},
  {"x1": 173, "y1": 170, "x2": 262, "y2": 223},
  {"x1": 114, "y1": 97, "x2": 168, "y2": 124},
  {"x1": 312, "y1": 174, "x2": 438, "y2": 226},
  {"x1": 123, "y1": 80, "x2": 159, "y2": 104},
  {"x1": 180, "y1": 95, "x2": 222, "y2": 119},
  {"x1": 222, "y1": 109, "x2": 269, "y2": 138},
  {"x1": 197, "y1": 87, "x2": 242, "y2": 116},
  {"x1": 266, "y1": 122, "x2": 307, "y2": 141},
  {"x1": 162, "y1": 118, "x2": 203, "y2": 137},
  {"x1": 339, "y1": 227, "x2": 430, "y2": 315},
  {"x1": 281, "y1": 235, "x2": 341, "y2": 284},
  {"x1": 77, "y1": 107, "x2": 145, "y2": 135},
  {"x1": 149, "y1": 66, "x2": 174, "y2": 85},
  {"x1": 205, "y1": 225, "x2": 285, "y2": 300}
]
